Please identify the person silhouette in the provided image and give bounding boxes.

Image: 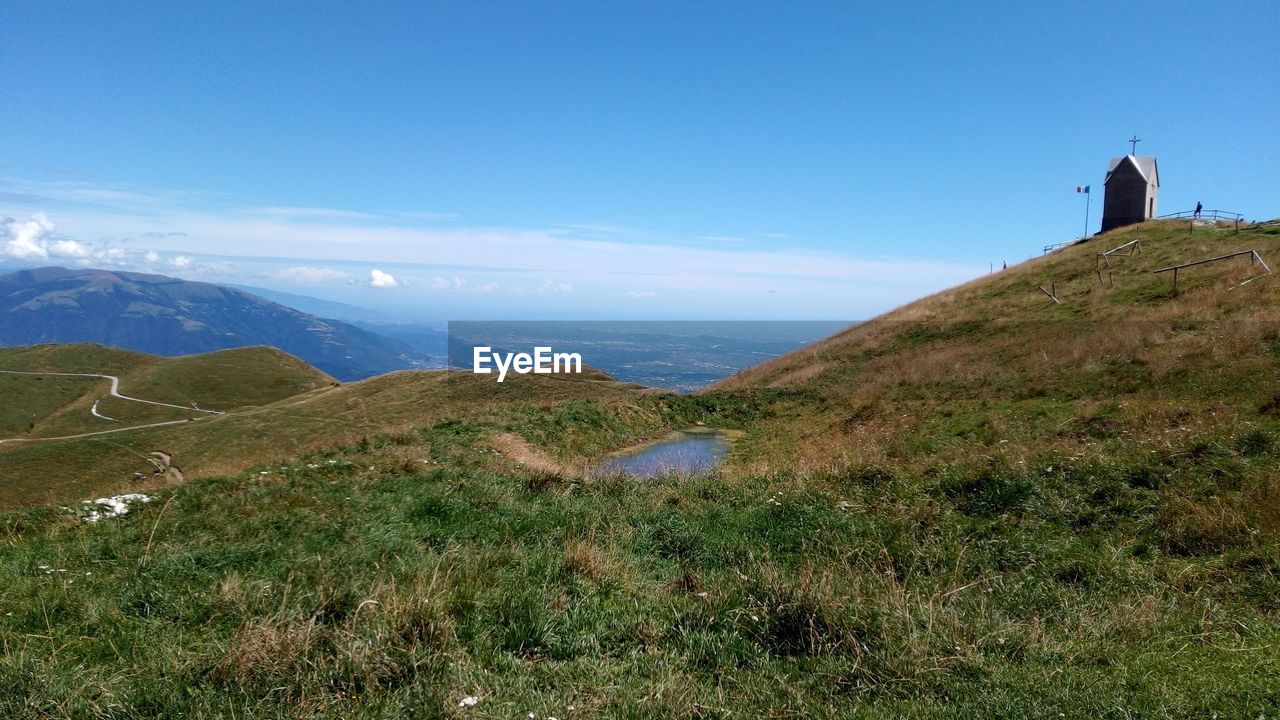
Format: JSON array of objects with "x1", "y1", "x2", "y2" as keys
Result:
[{"x1": 1194, "y1": 201, "x2": 1202, "y2": 219}]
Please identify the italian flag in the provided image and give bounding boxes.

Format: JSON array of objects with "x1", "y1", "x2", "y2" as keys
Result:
[{"x1": 1076, "y1": 185, "x2": 1090, "y2": 193}]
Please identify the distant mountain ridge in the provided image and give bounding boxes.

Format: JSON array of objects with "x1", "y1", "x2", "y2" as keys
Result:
[
  {"x1": 0, "y1": 266, "x2": 422, "y2": 380},
  {"x1": 223, "y1": 284, "x2": 393, "y2": 323}
]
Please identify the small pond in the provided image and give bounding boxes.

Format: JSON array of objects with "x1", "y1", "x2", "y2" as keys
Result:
[{"x1": 596, "y1": 428, "x2": 732, "y2": 479}]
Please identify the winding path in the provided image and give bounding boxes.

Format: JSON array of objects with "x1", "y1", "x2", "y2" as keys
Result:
[
  {"x1": 0, "y1": 370, "x2": 224, "y2": 414},
  {"x1": 90, "y1": 399, "x2": 120, "y2": 422},
  {"x1": 0, "y1": 370, "x2": 223, "y2": 444}
]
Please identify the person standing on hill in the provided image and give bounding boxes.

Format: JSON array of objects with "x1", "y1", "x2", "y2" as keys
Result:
[{"x1": 1194, "y1": 201, "x2": 1203, "y2": 219}]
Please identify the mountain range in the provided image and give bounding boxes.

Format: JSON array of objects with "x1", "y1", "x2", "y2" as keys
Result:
[{"x1": 0, "y1": 266, "x2": 421, "y2": 380}]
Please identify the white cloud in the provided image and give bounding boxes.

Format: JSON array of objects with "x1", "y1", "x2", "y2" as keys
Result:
[
  {"x1": 536, "y1": 278, "x2": 574, "y2": 295},
  {"x1": 430, "y1": 275, "x2": 465, "y2": 291},
  {"x1": 144, "y1": 250, "x2": 160, "y2": 263},
  {"x1": 0, "y1": 213, "x2": 110, "y2": 263},
  {"x1": 474, "y1": 282, "x2": 499, "y2": 293},
  {"x1": 170, "y1": 255, "x2": 193, "y2": 269},
  {"x1": 620, "y1": 290, "x2": 657, "y2": 299},
  {"x1": 49, "y1": 239, "x2": 92, "y2": 258},
  {"x1": 369, "y1": 269, "x2": 399, "y2": 288},
  {"x1": 1, "y1": 213, "x2": 56, "y2": 260},
  {"x1": 253, "y1": 206, "x2": 379, "y2": 220},
  {"x1": 276, "y1": 266, "x2": 352, "y2": 284},
  {"x1": 93, "y1": 247, "x2": 128, "y2": 265}
]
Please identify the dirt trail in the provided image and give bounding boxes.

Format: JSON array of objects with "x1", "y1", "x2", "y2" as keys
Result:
[
  {"x1": 90, "y1": 399, "x2": 120, "y2": 422},
  {"x1": 0, "y1": 370, "x2": 220, "y2": 444},
  {"x1": 0, "y1": 370, "x2": 224, "y2": 414}
]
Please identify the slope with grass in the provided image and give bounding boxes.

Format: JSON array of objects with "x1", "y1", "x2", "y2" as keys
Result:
[
  {"x1": 0, "y1": 344, "x2": 334, "y2": 440},
  {"x1": 1, "y1": 221, "x2": 1278, "y2": 717},
  {"x1": 717, "y1": 220, "x2": 1280, "y2": 473},
  {"x1": 0, "y1": 358, "x2": 645, "y2": 508},
  {"x1": 0, "y1": 344, "x2": 342, "y2": 505}
]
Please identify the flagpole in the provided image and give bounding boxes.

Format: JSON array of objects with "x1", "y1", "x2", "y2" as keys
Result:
[{"x1": 1083, "y1": 188, "x2": 1090, "y2": 239}]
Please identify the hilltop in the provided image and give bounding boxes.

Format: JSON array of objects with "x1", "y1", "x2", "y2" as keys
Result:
[
  {"x1": 718, "y1": 220, "x2": 1280, "y2": 472},
  {"x1": 1, "y1": 221, "x2": 1277, "y2": 717},
  {"x1": 0, "y1": 343, "x2": 334, "y2": 416},
  {"x1": 0, "y1": 267, "x2": 422, "y2": 380}
]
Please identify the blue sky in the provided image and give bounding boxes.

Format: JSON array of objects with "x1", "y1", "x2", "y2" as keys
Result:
[{"x1": 2, "y1": 1, "x2": 1276, "y2": 320}]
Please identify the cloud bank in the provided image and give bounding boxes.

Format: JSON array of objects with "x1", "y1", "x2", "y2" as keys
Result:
[{"x1": 2, "y1": 213, "x2": 113, "y2": 263}]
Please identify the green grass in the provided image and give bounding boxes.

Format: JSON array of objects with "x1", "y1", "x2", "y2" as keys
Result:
[
  {"x1": 0, "y1": 373, "x2": 103, "y2": 435},
  {"x1": 0, "y1": 344, "x2": 333, "y2": 444},
  {"x1": 0, "y1": 343, "x2": 155, "y2": 377},
  {"x1": 0, "y1": 344, "x2": 334, "y2": 412},
  {"x1": 2, "y1": 403, "x2": 1276, "y2": 718},
  {"x1": 0, "y1": 370, "x2": 644, "y2": 509},
  {"x1": 0, "y1": 345, "x2": 340, "y2": 505},
  {"x1": 117, "y1": 346, "x2": 336, "y2": 410}
]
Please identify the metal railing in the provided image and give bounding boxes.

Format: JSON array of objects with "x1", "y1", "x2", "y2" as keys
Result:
[
  {"x1": 1042, "y1": 208, "x2": 1252, "y2": 256},
  {"x1": 1155, "y1": 209, "x2": 1243, "y2": 222},
  {"x1": 1043, "y1": 240, "x2": 1079, "y2": 254}
]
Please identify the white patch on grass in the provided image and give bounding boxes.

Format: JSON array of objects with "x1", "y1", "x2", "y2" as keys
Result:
[{"x1": 82, "y1": 493, "x2": 151, "y2": 522}]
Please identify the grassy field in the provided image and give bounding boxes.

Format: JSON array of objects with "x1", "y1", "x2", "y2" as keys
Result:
[
  {"x1": 0, "y1": 344, "x2": 336, "y2": 412},
  {"x1": 2, "y1": 394, "x2": 1275, "y2": 717},
  {"x1": 0, "y1": 344, "x2": 335, "y2": 442},
  {"x1": 0, "y1": 366, "x2": 646, "y2": 509},
  {"x1": 1, "y1": 221, "x2": 1278, "y2": 716},
  {"x1": 0, "y1": 345, "x2": 341, "y2": 505},
  {"x1": 0, "y1": 372, "x2": 104, "y2": 436}
]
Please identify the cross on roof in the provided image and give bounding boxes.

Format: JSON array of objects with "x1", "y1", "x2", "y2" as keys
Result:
[{"x1": 1129, "y1": 135, "x2": 1141, "y2": 154}]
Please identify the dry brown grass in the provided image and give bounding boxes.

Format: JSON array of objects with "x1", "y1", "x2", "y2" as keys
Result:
[
  {"x1": 562, "y1": 537, "x2": 616, "y2": 584},
  {"x1": 707, "y1": 223, "x2": 1280, "y2": 478},
  {"x1": 217, "y1": 618, "x2": 318, "y2": 684},
  {"x1": 489, "y1": 432, "x2": 584, "y2": 479},
  {"x1": 1158, "y1": 495, "x2": 1254, "y2": 555},
  {"x1": 767, "y1": 361, "x2": 828, "y2": 388}
]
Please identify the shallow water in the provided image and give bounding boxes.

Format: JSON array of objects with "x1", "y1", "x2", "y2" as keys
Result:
[{"x1": 596, "y1": 428, "x2": 731, "y2": 478}]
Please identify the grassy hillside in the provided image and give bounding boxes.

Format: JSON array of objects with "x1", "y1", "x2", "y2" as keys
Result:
[
  {"x1": 0, "y1": 345, "x2": 337, "y2": 504},
  {"x1": 0, "y1": 345, "x2": 336, "y2": 442},
  {"x1": 0, "y1": 373, "x2": 105, "y2": 436},
  {"x1": 0, "y1": 343, "x2": 154, "y2": 377},
  {"x1": 115, "y1": 346, "x2": 337, "y2": 409},
  {"x1": 1, "y1": 221, "x2": 1277, "y2": 717},
  {"x1": 718, "y1": 220, "x2": 1280, "y2": 472},
  {"x1": 0, "y1": 344, "x2": 335, "y2": 411},
  {"x1": 0, "y1": 364, "x2": 645, "y2": 508}
]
